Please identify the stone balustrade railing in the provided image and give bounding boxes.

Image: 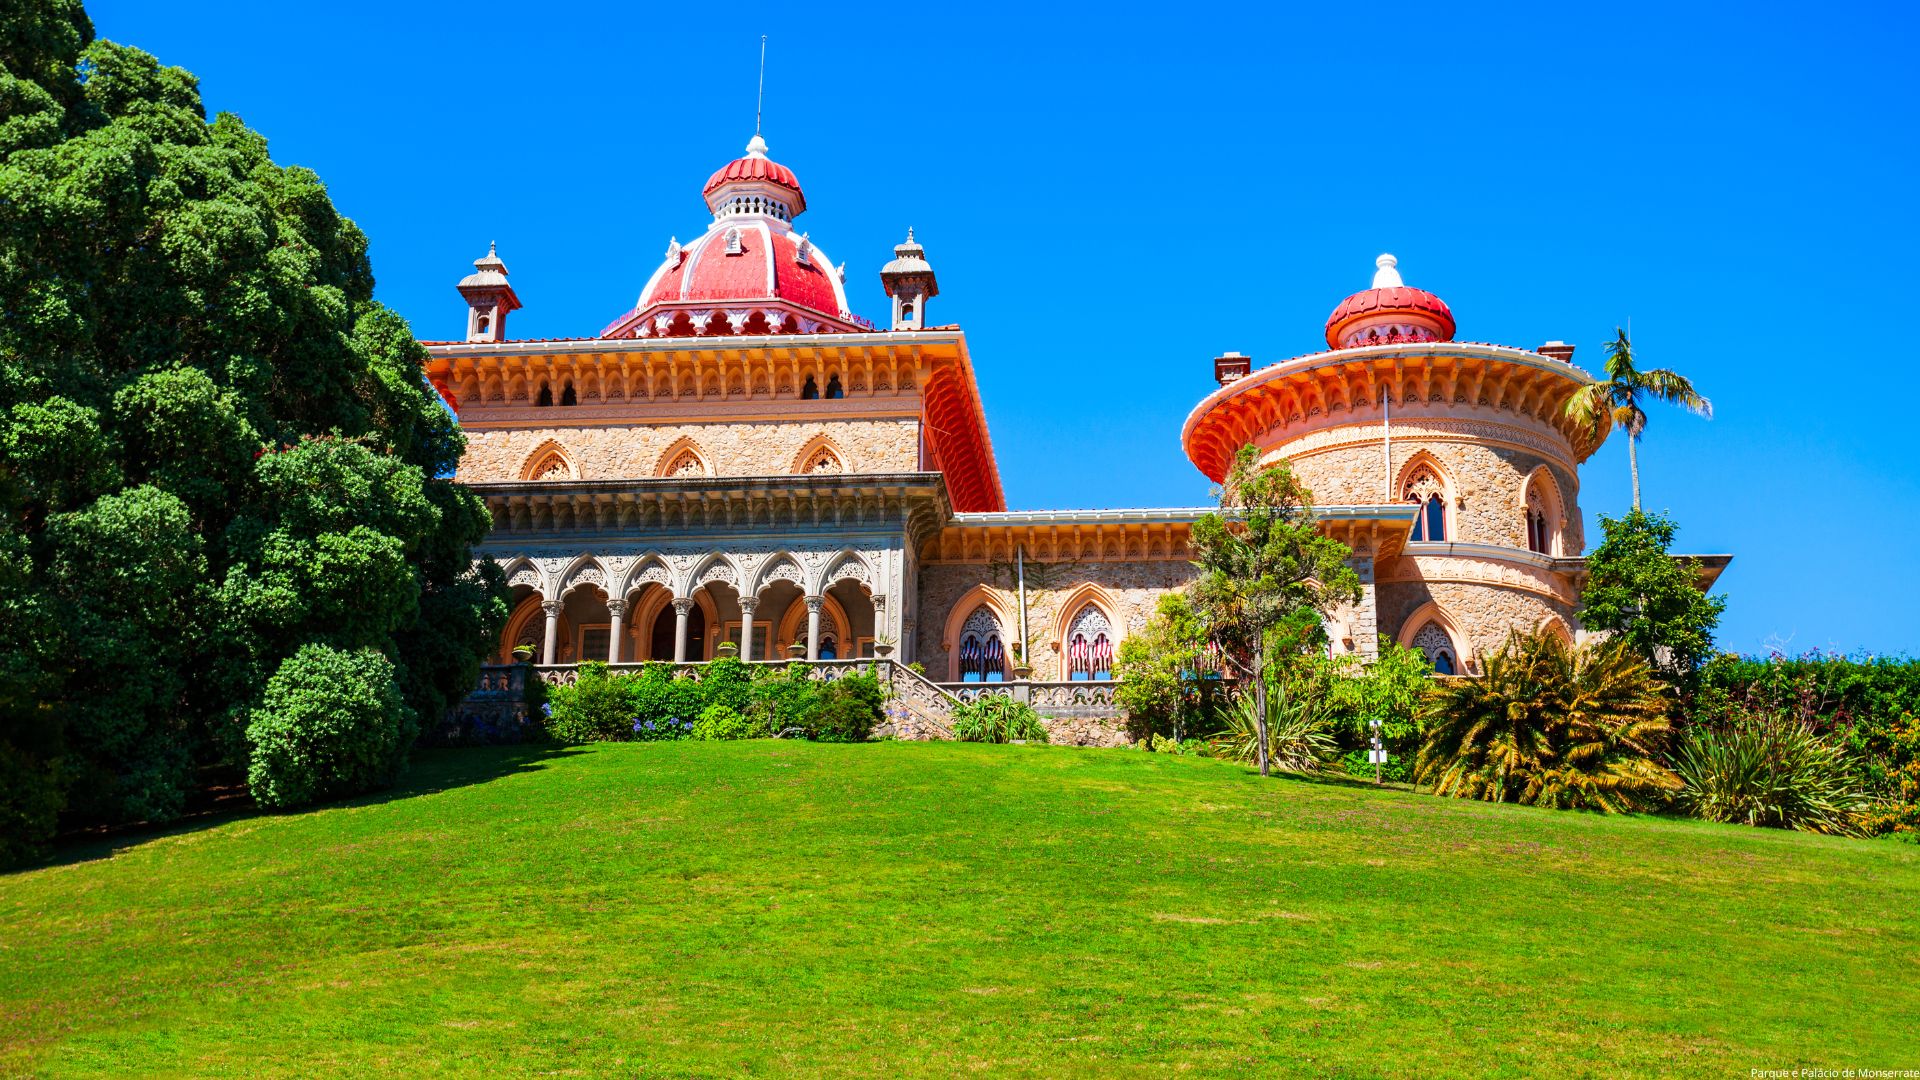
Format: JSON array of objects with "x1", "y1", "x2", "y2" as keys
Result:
[{"x1": 936, "y1": 680, "x2": 1121, "y2": 717}]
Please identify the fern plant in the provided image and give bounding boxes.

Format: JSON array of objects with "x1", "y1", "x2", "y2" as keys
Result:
[
  {"x1": 950, "y1": 697, "x2": 1050, "y2": 744},
  {"x1": 1417, "y1": 630, "x2": 1679, "y2": 812},
  {"x1": 1671, "y1": 713, "x2": 1867, "y2": 836}
]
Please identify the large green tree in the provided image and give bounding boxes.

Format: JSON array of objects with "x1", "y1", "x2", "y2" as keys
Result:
[
  {"x1": 1579, "y1": 509, "x2": 1725, "y2": 689},
  {"x1": 1564, "y1": 328, "x2": 1711, "y2": 509},
  {"x1": 0, "y1": 0, "x2": 506, "y2": 862},
  {"x1": 1187, "y1": 445, "x2": 1359, "y2": 776}
]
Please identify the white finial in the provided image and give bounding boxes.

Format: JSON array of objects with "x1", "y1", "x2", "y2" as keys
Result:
[
  {"x1": 906, "y1": 226, "x2": 915, "y2": 243},
  {"x1": 1372, "y1": 253, "x2": 1403, "y2": 289},
  {"x1": 488, "y1": 240, "x2": 497, "y2": 257},
  {"x1": 744, "y1": 133, "x2": 769, "y2": 158}
]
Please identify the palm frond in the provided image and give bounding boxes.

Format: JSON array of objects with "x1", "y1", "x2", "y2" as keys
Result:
[{"x1": 1632, "y1": 367, "x2": 1712, "y2": 418}]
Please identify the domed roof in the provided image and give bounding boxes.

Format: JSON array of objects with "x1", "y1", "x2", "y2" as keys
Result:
[
  {"x1": 701, "y1": 134, "x2": 806, "y2": 216},
  {"x1": 1325, "y1": 254, "x2": 1455, "y2": 350},
  {"x1": 598, "y1": 136, "x2": 858, "y2": 339}
]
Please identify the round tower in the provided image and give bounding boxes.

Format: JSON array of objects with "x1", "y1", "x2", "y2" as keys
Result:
[{"x1": 1182, "y1": 255, "x2": 1608, "y2": 670}]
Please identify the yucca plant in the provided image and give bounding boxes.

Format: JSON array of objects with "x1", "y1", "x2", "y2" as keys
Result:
[
  {"x1": 1215, "y1": 683, "x2": 1334, "y2": 772},
  {"x1": 1417, "y1": 630, "x2": 1679, "y2": 812},
  {"x1": 1671, "y1": 713, "x2": 1867, "y2": 836}
]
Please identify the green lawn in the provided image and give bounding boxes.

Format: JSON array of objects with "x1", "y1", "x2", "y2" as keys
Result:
[{"x1": 2, "y1": 742, "x2": 1914, "y2": 1077}]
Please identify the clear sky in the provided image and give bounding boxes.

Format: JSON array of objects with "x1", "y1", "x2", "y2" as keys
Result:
[{"x1": 87, "y1": 0, "x2": 1920, "y2": 656}]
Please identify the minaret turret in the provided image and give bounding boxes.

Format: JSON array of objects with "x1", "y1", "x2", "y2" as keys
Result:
[
  {"x1": 457, "y1": 242, "x2": 521, "y2": 344},
  {"x1": 879, "y1": 228, "x2": 938, "y2": 331}
]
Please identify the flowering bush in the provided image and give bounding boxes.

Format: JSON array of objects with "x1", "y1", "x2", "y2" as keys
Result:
[{"x1": 631, "y1": 715, "x2": 693, "y2": 742}]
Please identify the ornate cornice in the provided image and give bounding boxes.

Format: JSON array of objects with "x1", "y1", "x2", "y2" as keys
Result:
[
  {"x1": 1182, "y1": 342, "x2": 1603, "y2": 482},
  {"x1": 1272, "y1": 414, "x2": 1580, "y2": 474}
]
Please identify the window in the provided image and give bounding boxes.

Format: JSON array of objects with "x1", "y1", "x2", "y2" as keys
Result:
[
  {"x1": 957, "y1": 605, "x2": 1006, "y2": 682},
  {"x1": 801, "y1": 376, "x2": 819, "y2": 400},
  {"x1": 666, "y1": 451, "x2": 704, "y2": 477},
  {"x1": 536, "y1": 383, "x2": 553, "y2": 407},
  {"x1": 1404, "y1": 466, "x2": 1447, "y2": 542},
  {"x1": 1065, "y1": 605, "x2": 1114, "y2": 681},
  {"x1": 724, "y1": 227, "x2": 743, "y2": 255},
  {"x1": 476, "y1": 314, "x2": 490, "y2": 336},
  {"x1": 1525, "y1": 483, "x2": 1553, "y2": 555},
  {"x1": 900, "y1": 301, "x2": 914, "y2": 321},
  {"x1": 559, "y1": 382, "x2": 577, "y2": 407},
  {"x1": 579, "y1": 626, "x2": 611, "y2": 663},
  {"x1": 1411, "y1": 621, "x2": 1458, "y2": 676},
  {"x1": 825, "y1": 375, "x2": 844, "y2": 399},
  {"x1": 818, "y1": 634, "x2": 838, "y2": 661}
]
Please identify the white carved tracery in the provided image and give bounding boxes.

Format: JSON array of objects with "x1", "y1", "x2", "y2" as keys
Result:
[{"x1": 1411, "y1": 621, "x2": 1459, "y2": 675}]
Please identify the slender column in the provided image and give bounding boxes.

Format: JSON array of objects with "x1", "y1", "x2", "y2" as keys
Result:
[
  {"x1": 673, "y1": 597, "x2": 693, "y2": 663},
  {"x1": 606, "y1": 598, "x2": 627, "y2": 664},
  {"x1": 739, "y1": 597, "x2": 758, "y2": 662},
  {"x1": 541, "y1": 599, "x2": 562, "y2": 666},
  {"x1": 805, "y1": 594, "x2": 824, "y2": 660}
]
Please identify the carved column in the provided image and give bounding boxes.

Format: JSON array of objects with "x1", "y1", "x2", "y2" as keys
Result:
[
  {"x1": 739, "y1": 596, "x2": 759, "y2": 662},
  {"x1": 606, "y1": 598, "x2": 627, "y2": 664},
  {"x1": 673, "y1": 597, "x2": 694, "y2": 663},
  {"x1": 805, "y1": 595, "x2": 824, "y2": 661},
  {"x1": 872, "y1": 592, "x2": 889, "y2": 655},
  {"x1": 540, "y1": 599, "x2": 562, "y2": 666}
]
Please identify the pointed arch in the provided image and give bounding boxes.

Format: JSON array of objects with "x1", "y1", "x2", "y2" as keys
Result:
[
  {"x1": 1398, "y1": 601, "x2": 1469, "y2": 676},
  {"x1": 1396, "y1": 450, "x2": 1453, "y2": 543},
  {"x1": 789, "y1": 432, "x2": 849, "y2": 475},
  {"x1": 685, "y1": 552, "x2": 741, "y2": 597},
  {"x1": 616, "y1": 553, "x2": 675, "y2": 601},
  {"x1": 558, "y1": 554, "x2": 609, "y2": 599},
  {"x1": 498, "y1": 592, "x2": 551, "y2": 663},
  {"x1": 654, "y1": 436, "x2": 713, "y2": 478},
  {"x1": 941, "y1": 584, "x2": 1016, "y2": 682},
  {"x1": 521, "y1": 439, "x2": 579, "y2": 481},
  {"x1": 1052, "y1": 583, "x2": 1121, "y2": 682},
  {"x1": 1538, "y1": 615, "x2": 1575, "y2": 647},
  {"x1": 1520, "y1": 465, "x2": 1566, "y2": 556},
  {"x1": 816, "y1": 549, "x2": 874, "y2": 595},
  {"x1": 752, "y1": 552, "x2": 807, "y2": 597}
]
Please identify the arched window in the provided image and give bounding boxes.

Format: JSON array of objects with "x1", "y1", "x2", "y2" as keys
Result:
[
  {"x1": 900, "y1": 301, "x2": 914, "y2": 321},
  {"x1": 801, "y1": 375, "x2": 819, "y2": 400},
  {"x1": 1411, "y1": 621, "x2": 1458, "y2": 676},
  {"x1": 1065, "y1": 605, "x2": 1114, "y2": 681},
  {"x1": 818, "y1": 634, "x2": 838, "y2": 661},
  {"x1": 1524, "y1": 475, "x2": 1557, "y2": 555},
  {"x1": 476, "y1": 314, "x2": 490, "y2": 336},
  {"x1": 1404, "y1": 466, "x2": 1448, "y2": 542},
  {"x1": 825, "y1": 375, "x2": 844, "y2": 399},
  {"x1": 957, "y1": 605, "x2": 1006, "y2": 683},
  {"x1": 808, "y1": 448, "x2": 841, "y2": 473},
  {"x1": 536, "y1": 383, "x2": 553, "y2": 407},
  {"x1": 559, "y1": 382, "x2": 577, "y2": 407},
  {"x1": 667, "y1": 451, "x2": 703, "y2": 477}
]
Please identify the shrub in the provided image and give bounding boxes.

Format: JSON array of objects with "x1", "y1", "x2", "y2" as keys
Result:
[
  {"x1": 542, "y1": 663, "x2": 636, "y2": 743},
  {"x1": 951, "y1": 696, "x2": 1049, "y2": 744},
  {"x1": 245, "y1": 645, "x2": 414, "y2": 810},
  {"x1": 1214, "y1": 687, "x2": 1332, "y2": 771},
  {"x1": 1671, "y1": 712, "x2": 1868, "y2": 836},
  {"x1": 807, "y1": 675, "x2": 884, "y2": 743},
  {"x1": 747, "y1": 664, "x2": 830, "y2": 735},
  {"x1": 692, "y1": 703, "x2": 759, "y2": 741},
  {"x1": 1418, "y1": 631, "x2": 1678, "y2": 813},
  {"x1": 1338, "y1": 748, "x2": 1412, "y2": 783}
]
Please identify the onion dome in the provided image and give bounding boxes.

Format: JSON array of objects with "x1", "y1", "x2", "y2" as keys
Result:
[
  {"x1": 600, "y1": 136, "x2": 858, "y2": 339},
  {"x1": 1324, "y1": 254, "x2": 1455, "y2": 350}
]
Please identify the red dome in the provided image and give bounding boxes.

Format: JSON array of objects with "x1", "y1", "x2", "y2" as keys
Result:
[
  {"x1": 1324, "y1": 256, "x2": 1455, "y2": 349},
  {"x1": 701, "y1": 135, "x2": 806, "y2": 216}
]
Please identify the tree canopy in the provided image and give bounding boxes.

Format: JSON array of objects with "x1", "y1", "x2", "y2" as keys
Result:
[
  {"x1": 1187, "y1": 445, "x2": 1359, "y2": 774},
  {"x1": 1578, "y1": 509, "x2": 1725, "y2": 688},
  {"x1": 0, "y1": 0, "x2": 506, "y2": 864}
]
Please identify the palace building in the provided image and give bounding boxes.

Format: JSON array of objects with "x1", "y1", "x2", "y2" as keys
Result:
[{"x1": 426, "y1": 133, "x2": 1725, "y2": 737}]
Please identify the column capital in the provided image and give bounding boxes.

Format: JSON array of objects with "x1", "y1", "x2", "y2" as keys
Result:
[
  {"x1": 739, "y1": 596, "x2": 759, "y2": 615},
  {"x1": 672, "y1": 596, "x2": 695, "y2": 616},
  {"x1": 606, "y1": 598, "x2": 629, "y2": 618},
  {"x1": 804, "y1": 594, "x2": 825, "y2": 613},
  {"x1": 541, "y1": 599, "x2": 563, "y2": 617}
]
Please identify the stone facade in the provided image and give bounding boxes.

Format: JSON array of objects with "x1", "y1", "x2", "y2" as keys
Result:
[
  {"x1": 915, "y1": 557, "x2": 1198, "y2": 682},
  {"x1": 1378, "y1": 577, "x2": 1576, "y2": 664},
  {"x1": 456, "y1": 417, "x2": 922, "y2": 482}
]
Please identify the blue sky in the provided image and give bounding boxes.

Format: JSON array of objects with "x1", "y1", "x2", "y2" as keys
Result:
[{"x1": 90, "y1": 1, "x2": 1920, "y2": 655}]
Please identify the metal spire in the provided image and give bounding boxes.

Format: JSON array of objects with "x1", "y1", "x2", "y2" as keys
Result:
[{"x1": 755, "y1": 35, "x2": 768, "y2": 136}]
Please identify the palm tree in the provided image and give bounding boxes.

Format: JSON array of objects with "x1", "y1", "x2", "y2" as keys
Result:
[
  {"x1": 1416, "y1": 630, "x2": 1680, "y2": 813},
  {"x1": 1564, "y1": 329, "x2": 1711, "y2": 509}
]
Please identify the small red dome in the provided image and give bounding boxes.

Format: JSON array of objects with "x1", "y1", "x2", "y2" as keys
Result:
[
  {"x1": 702, "y1": 135, "x2": 806, "y2": 216},
  {"x1": 1324, "y1": 255, "x2": 1456, "y2": 349}
]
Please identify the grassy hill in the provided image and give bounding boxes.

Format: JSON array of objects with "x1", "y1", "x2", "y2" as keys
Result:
[{"x1": 2, "y1": 741, "x2": 1914, "y2": 1077}]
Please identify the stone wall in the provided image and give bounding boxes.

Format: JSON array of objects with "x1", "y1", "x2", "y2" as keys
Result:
[
  {"x1": 914, "y1": 559, "x2": 1198, "y2": 682},
  {"x1": 456, "y1": 418, "x2": 922, "y2": 482},
  {"x1": 1378, "y1": 577, "x2": 1576, "y2": 665},
  {"x1": 1262, "y1": 419, "x2": 1586, "y2": 554}
]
